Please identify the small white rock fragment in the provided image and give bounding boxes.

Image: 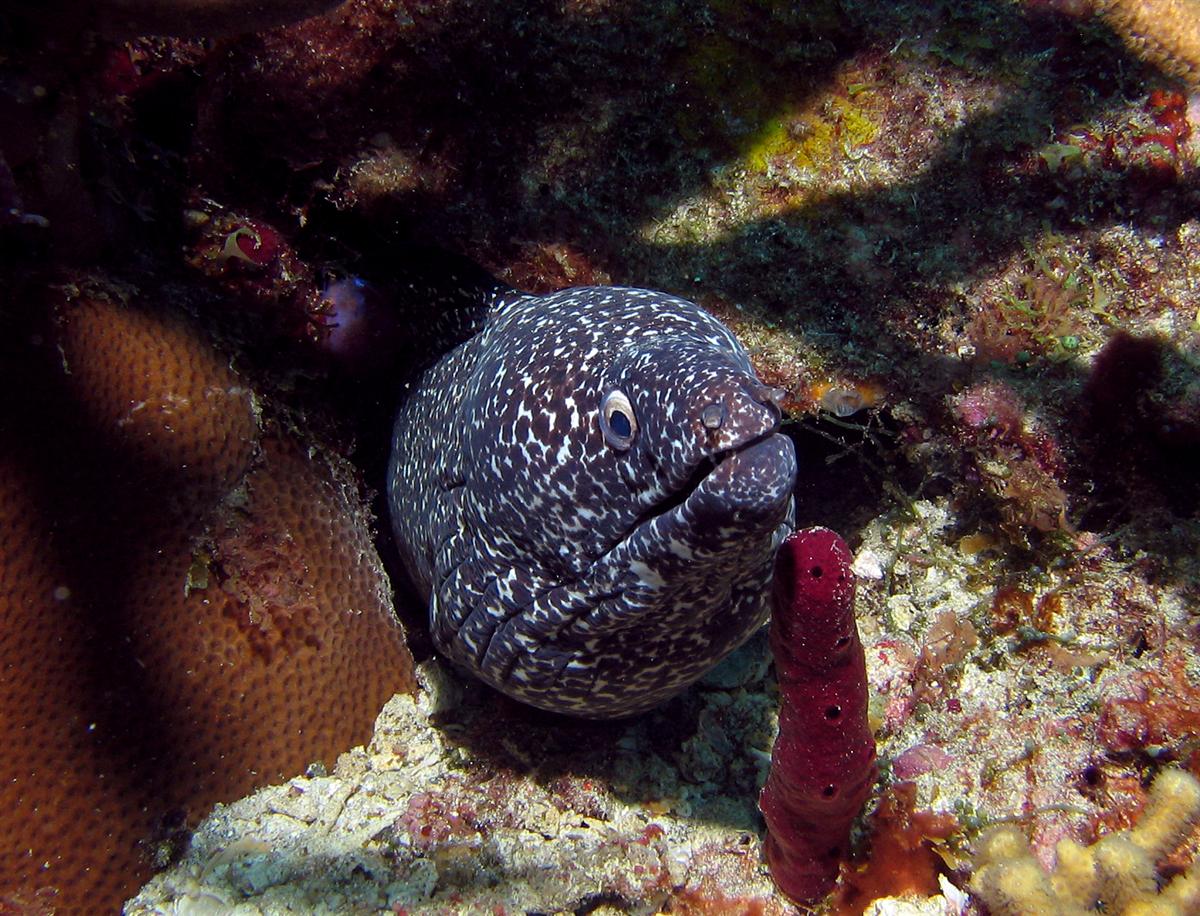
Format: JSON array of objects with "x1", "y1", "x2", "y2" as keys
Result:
[{"x1": 852, "y1": 547, "x2": 885, "y2": 580}]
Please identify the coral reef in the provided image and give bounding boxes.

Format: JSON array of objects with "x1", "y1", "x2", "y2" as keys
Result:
[
  {"x1": 1096, "y1": 653, "x2": 1200, "y2": 756},
  {"x1": 969, "y1": 767, "x2": 1200, "y2": 914},
  {"x1": 2, "y1": 0, "x2": 1200, "y2": 911},
  {"x1": 832, "y1": 781, "x2": 961, "y2": 912},
  {"x1": 759, "y1": 528, "x2": 876, "y2": 903},
  {"x1": 949, "y1": 379, "x2": 1071, "y2": 543},
  {"x1": 0, "y1": 281, "x2": 415, "y2": 911},
  {"x1": 1094, "y1": 0, "x2": 1200, "y2": 84}
]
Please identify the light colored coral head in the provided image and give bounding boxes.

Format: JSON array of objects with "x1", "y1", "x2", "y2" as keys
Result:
[
  {"x1": 975, "y1": 825, "x2": 1034, "y2": 868},
  {"x1": 1094, "y1": 833, "x2": 1157, "y2": 911},
  {"x1": 971, "y1": 854, "x2": 1060, "y2": 916},
  {"x1": 1131, "y1": 766, "x2": 1200, "y2": 861},
  {"x1": 1096, "y1": 0, "x2": 1200, "y2": 86}
]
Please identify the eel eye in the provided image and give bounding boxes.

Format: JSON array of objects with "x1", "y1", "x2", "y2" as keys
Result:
[{"x1": 600, "y1": 389, "x2": 637, "y2": 449}]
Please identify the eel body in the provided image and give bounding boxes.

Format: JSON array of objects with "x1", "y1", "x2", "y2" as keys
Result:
[{"x1": 388, "y1": 285, "x2": 797, "y2": 717}]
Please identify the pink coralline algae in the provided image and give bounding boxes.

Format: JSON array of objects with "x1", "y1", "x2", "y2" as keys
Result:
[
  {"x1": 892, "y1": 743, "x2": 954, "y2": 781},
  {"x1": 950, "y1": 379, "x2": 1071, "y2": 539},
  {"x1": 758, "y1": 527, "x2": 876, "y2": 905}
]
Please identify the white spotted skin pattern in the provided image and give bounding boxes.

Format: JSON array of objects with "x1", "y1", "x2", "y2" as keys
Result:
[{"x1": 388, "y1": 286, "x2": 797, "y2": 717}]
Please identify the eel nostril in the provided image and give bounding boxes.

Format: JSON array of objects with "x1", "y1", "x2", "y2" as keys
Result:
[
  {"x1": 747, "y1": 382, "x2": 787, "y2": 410},
  {"x1": 764, "y1": 385, "x2": 787, "y2": 408},
  {"x1": 701, "y1": 402, "x2": 726, "y2": 430}
]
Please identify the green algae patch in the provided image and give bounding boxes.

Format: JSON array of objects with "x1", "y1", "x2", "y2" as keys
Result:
[
  {"x1": 646, "y1": 77, "x2": 883, "y2": 249},
  {"x1": 676, "y1": 21, "x2": 881, "y2": 177},
  {"x1": 743, "y1": 94, "x2": 881, "y2": 175},
  {"x1": 184, "y1": 547, "x2": 212, "y2": 597},
  {"x1": 670, "y1": 0, "x2": 849, "y2": 150}
]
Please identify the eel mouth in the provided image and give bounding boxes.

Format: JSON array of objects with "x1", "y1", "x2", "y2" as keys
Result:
[
  {"x1": 622, "y1": 429, "x2": 797, "y2": 550},
  {"x1": 684, "y1": 429, "x2": 798, "y2": 519}
]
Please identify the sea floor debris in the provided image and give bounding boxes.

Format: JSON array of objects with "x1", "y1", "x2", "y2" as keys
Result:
[{"x1": 126, "y1": 666, "x2": 790, "y2": 915}]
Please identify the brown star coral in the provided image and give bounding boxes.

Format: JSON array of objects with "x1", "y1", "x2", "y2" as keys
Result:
[
  {"x1": 969, "y1": 767, "x2": 1200, "y2": 915},
  {"x1": 0, "y1": 280, "x2": 415, "y2": 912},
  {"x1": 1095, "y1": 0, "x2": 1200, "y2": 84}
]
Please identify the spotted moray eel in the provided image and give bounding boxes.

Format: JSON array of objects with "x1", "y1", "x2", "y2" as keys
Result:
[{"x1": 388, "y1": 284, "x2": 797, "y2": 717}]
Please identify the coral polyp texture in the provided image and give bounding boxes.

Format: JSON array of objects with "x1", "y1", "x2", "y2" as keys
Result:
[
  {"x1": 0, "y1": 282, "x2": 415, "y2": 912},
  {"x1": 758, "y1": 527, "x2": 876, "y2": 904},
  {"x1": 1094, "y1": 0, "x2": 1200, "y2": 84},
  {"x1": 969, "y1": 767, "x2": 1200, "y2": 915}
]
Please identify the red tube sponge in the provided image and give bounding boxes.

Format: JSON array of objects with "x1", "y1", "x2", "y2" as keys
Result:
[{"x1": 759, "y1": 527, "x2": 877, "y2": 904}]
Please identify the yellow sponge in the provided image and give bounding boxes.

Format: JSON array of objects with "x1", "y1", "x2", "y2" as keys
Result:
[
  {"x1": 968, "y1": 767, "x2": 1200, "y2": 916},
  {"x1": 1052, "y1": 836, "x2": 1099, "y2": 909},
  {"x1": 1131, "y1": 768, "x2": 1200, "y2": 861},
  {"x1": 1093, "y1": 834, "x2": 1157, "y2": 912}
]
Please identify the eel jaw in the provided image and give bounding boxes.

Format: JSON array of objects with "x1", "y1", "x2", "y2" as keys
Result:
[{"x1": 623, "y1": 426, "x2": 796, "y2": 550}]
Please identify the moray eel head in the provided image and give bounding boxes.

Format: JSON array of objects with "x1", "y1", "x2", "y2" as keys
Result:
[{"x1": 389, "y1": 286, "x2": 797, "y2": 717}]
